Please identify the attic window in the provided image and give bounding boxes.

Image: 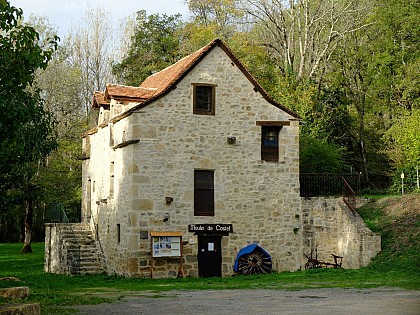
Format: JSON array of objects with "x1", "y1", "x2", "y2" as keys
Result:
[{"x1": 193, "y1": 84, "x2": 216, "y2": 115}]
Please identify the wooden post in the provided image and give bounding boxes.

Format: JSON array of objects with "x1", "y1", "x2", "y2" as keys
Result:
[{"x1": 177, "y1": 238, "x2": 185, "y2": 278}]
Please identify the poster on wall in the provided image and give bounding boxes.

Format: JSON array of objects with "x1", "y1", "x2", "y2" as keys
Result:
[{"x1": 152, "y1": 235, "x2": 181, "y2": 257}]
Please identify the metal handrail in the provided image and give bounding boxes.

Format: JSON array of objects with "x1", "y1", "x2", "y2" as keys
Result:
[
  {"x1": 342, "y1": 177, "x2": 356, "y2": 216},
  {"x1": 90, "y1": 215, "x2": 106, "y2": 270}
]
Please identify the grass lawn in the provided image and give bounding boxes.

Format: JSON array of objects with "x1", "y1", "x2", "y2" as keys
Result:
[{"x1": 0, "y1": 195, "x2": 419, "y2": 313}]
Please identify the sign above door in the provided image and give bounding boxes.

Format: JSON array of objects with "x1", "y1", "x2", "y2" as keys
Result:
[{"x1": 188, "y1": 224, "x2": 233, "y2": 234}]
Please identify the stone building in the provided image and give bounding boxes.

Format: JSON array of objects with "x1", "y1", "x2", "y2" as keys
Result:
[{"x1": 44, "y1": 39, "x2": 380, "y2": 277}]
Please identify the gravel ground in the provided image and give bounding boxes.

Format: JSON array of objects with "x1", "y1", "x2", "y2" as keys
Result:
[{"x1": 70, "y1": 287, "x2": 420, "y2": 315}]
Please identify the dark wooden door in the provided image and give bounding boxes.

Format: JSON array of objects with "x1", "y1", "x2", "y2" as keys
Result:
[{"x1": 198, "y1": 235, "x2": 222, "y2": 277}]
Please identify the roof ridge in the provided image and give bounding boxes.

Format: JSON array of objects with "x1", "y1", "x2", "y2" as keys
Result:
[{"x1": 106, "y1": 83, "x2": 157, "y2": 90}]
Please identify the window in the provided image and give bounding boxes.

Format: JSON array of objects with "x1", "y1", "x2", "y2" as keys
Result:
[
  {"x1": 193, "y1": 84, "x2": 216, "y2": 115},
  {"x1": 117, "y1": 224, "x2": 121, "y2": 243},
  {"x1": 110, "y1": 161, "x2": 114, "y2": 197},
  {"x1": 261, "y1": 126, "x2": 281, "y2": 161},
  {"x1": 194, "y1": 170, "x2": 214, "y2": 216}
]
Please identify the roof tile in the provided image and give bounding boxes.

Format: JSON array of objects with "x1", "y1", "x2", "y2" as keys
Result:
[{"x1": 105, "y1": 84, "x2": 157, "y2": 101}]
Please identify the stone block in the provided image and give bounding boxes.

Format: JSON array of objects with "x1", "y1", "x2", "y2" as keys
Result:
[
  {"x1": 132, "y1": 199, "x2": 153, "y2": 210},
  {"x1": 127, "y1": 258, "x2": 138, "y2": 273},
  {"x1": 0, "y1": 287, "x2": 29, "y2": 299},
  {"x1": 132, "y1": 125, "x2": 156, "y2": 138},
  {"x1": 0, "y1": 303, "x2": 40, "y2": 315},
  {"x1": 127, "y1": 234, "x2": 139, "y2": 250}
]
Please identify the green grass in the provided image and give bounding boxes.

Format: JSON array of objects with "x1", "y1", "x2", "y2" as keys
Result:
[{"x1": 1, "y1": 195, "x2": 419, "y2": 313}]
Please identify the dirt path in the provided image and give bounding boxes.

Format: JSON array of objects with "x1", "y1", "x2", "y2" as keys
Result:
[{"x1": 70, "y1": 287, "x2": 420, "y2": 315}]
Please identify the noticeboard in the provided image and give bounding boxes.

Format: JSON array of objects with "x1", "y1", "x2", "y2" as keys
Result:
[{"x1": 151, "y1": 235, "x2": 181, "y2": 258}]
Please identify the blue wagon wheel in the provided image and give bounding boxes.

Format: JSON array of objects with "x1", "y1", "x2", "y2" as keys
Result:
[{"x1": 237, "y1": 248, "x2": 272, "y2": 275}]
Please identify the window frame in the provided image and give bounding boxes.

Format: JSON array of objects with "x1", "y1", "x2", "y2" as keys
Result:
[
  {"x1": 192, "y1": 83, "x2": 217, "y2": 115},
  {"x1": 261, "y1": 126, "x2": 281, "y2": 162},
  {"x1": 194, "y1": 170, "x2": 215, "y2": 216}
]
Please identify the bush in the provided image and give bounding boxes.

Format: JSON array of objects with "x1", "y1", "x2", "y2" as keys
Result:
[{"x1": 300, "y1": 134, "x2": 345, "y2": 173}]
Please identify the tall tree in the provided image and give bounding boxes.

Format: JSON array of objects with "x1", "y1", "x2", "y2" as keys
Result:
[
  {"x1": 187, "y1": 0, "x2": 243, "y2": 38},
  {"x1": 0, "y1": 0, "x2": 58, "y2": 251},
  {"x1": 375, "y1": 0, "x2": 420, "y2": 189},
  {"x1": 66, "y1": 7, "x2": 116, "y2": 125},
  {"x1": 241, "y1": 0, "x2": 372, "y2": 83},
  {"x1": 113, "y1": 10, "x2": 183, "y2": 86}
]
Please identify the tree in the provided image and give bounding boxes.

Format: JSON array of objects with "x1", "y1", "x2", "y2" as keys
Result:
[
  {"x1": 300, "y1": 134, "x2": 345, "y2": 173},
  {"x1": 187, "y1": 0, "x2": 243, "y2": 38},
  {"x1": 113, "y1": 10, "x2": 184, "y2": 86},
  {"x1": 241, "y1": 0, "x2": 372, "y2": 83},
  {"x1": 0, "y1": 0, "x2": 58, "y2": 251},
  {"x1": 66, "y1": 7, "x2": 116, "y2": 125}
]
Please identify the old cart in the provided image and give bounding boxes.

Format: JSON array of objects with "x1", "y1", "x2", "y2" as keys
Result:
[{"x1": 304, "y1": 248, "x2": 343, "y2": 269}]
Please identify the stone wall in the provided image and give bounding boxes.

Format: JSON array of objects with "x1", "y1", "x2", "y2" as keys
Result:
[
  {"x1": 44, "y1": 224, "x2": 70, "y2": 274},
  {"x1": 301, "y1": 197, "x2": 381, "y2": 268},
  {"x1": 82, "y1": 46, "x2": 302, "y2": 278}
]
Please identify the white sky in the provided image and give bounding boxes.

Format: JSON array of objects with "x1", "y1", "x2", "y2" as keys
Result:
[{"x1": 9, "y1": 0, "x2": 190, "y2": 38}]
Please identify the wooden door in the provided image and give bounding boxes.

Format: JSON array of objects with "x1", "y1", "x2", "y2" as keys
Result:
[{"x1": 197, "y1": 235, "x2": 222, "y2": 277}]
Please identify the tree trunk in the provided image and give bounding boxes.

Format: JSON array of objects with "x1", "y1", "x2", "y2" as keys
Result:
[{"x1": 21, "y1": 198, "x2": 33, "y2": 253}]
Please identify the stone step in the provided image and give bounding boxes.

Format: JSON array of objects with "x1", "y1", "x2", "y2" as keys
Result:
[
  {"x1": 64, "y1": 239, "x2": 95, "y2": 246},
  {"x1": 62, "y1": 230, "x2": 91, "y2": 235},
  {"x1": 67, "y1": 252, "x2": 100, "y2": 259},
  {"x1": 66, "y1": 244, "x2": 98, "y2": 250},
  {"x1": 78, "y1": 269, "x2": 105, "y2": 275},
  {"x1": 75, "y1": 252, "x2": 101, "y2": 258},
  {"x1": 73, "y1": 260, "x2": 102, "y2": 269},
  {"x1": 61, "y1": 231, "x2": 92, "y2": 237},
  {"x1": 59, "y1": 223, "x2": 105, "y2": 275},
  {"x1": 60, "y1": 224, "x2": 90, "y2": 231}
]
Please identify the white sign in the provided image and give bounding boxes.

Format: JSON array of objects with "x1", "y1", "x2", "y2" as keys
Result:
[{"x1": 208, "y1": 242, "x2": 214, "y2": 251}]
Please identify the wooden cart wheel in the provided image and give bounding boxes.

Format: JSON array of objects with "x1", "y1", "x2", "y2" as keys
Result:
[{"x1": 237, "y1": 248, "x2": 272, "y2": 275}]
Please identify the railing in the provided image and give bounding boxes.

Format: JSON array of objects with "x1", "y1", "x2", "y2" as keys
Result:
[
  {"x1": 90, "y1": 215, "x2": 106, "y2": 270},
  {"x1": 342, "y1": 177, "x2": 356, "y2": 216},
  {"x1": 300, "y1": 173, "x2": 361, "y2": 197},
  {"x1": 47, "y1": 202, "x2": 69, "y2": 223}
]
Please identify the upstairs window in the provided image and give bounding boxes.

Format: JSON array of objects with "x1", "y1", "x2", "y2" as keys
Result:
[
  {"x1": 261, "y1": 126, "x2": 281, "y2": 162},
  {"x1": 193, "y1": 84, "x2": 216, "y2": 115},
  {"x1": 194, "y1": 170, "x2": 214, "y2": 216}
]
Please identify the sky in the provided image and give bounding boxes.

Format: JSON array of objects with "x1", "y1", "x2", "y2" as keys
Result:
[{"x1": 9, "y1": 0, "x2": 190, "y2": 38}]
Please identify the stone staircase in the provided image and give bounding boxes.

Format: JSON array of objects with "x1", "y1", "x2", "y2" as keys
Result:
[{"x1": 59, "y1": 223, "x2": 105, "y2": 275}]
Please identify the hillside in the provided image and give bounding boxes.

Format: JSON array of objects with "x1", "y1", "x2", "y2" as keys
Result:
[{"x1": 358, "y1": 194, "x2": 420, "y2": 273}]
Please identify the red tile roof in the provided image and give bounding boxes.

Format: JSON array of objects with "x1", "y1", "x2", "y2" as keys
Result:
[
  {"x1": 139, "y1": 41, "x2": 213, "y2": 94},
  {"x1": 105, "y1": 84, "x2": 157, "y2": 101},
  {"x1": 92, "y1": 92, "x2": 110, "y2": 110},
  {"x1": 94, "y1": 38, "x2": 300, "y2": 120}
]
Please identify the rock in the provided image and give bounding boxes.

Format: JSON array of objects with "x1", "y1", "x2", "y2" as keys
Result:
[
  {"x1": 0, "y1": 303, "x2": 40, "y2": 315},
  {"x1": 0, "y1": 287, "x2": 29, "y2": 299},
  {"x1": 0, "y1": 278, "x2": 20, "y2": 282}
]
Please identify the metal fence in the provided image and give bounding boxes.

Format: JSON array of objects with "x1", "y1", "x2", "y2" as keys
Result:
[
  {"x1": 300, "y1": 173, "x2": 361, "y2": 197},
  {"x1": 47, "y1": 202, "x2": 69, "y2": 223}
]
